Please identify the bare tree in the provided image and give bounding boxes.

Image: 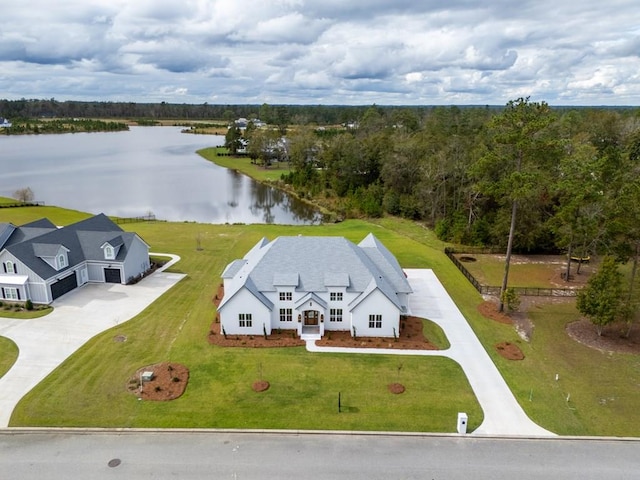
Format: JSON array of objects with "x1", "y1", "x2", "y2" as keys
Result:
[{"x1": 13, "y1": 187, "x2": 34, "y2": 203}]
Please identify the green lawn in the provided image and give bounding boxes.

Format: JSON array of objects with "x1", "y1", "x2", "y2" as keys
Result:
[
  {"x1": 0, "y1": 305, "x2": 53, "y2": 319},
  {"x1": 2, "y1": 201, "x2": 640, "y2": 436},
  {"x1": 3, "y1": 209, "x2": 481, "y2": 432},
  {"x1": 0, "y1": 337, "x2": 18, "y2": 379},
  {"x1": 458, "y1": 253, "x2": 599, "y2": 288},
  {"x1": 197, "y1": 147, "x2": 291, "y2": 183}
]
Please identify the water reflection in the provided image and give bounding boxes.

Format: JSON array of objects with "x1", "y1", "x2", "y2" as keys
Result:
[{"x1": 0, "y1": 127, "x2": 322, "y2": 225}]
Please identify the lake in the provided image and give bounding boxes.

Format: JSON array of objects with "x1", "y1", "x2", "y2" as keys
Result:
[{"x1": 0, "y1": 127, "x2": 321, "y2": 224}]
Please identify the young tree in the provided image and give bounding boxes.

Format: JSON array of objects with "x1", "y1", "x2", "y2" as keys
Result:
[{"x1": 576, "y1": 256, "x2": 624, "y2": 336}]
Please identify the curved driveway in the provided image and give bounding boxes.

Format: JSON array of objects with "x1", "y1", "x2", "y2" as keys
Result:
[
  {"x1": 0, "y1": 254, "x2": 185, "y2": 427},
  {"x1": 308, "y1": 269, "x2": 553, "y2": 436}
]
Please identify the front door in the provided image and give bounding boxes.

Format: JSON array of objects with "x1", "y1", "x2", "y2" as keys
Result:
[{"x1": 304, "y1": 310, "x2": 319, "y2": 326}]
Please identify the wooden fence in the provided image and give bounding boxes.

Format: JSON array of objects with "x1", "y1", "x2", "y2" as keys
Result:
[
  {"x1": 444, "y1": 247, "x2": 579, "y2": 297},
  {"x1": 115, "y1": 214, "x2": 159, "y2": 224}
]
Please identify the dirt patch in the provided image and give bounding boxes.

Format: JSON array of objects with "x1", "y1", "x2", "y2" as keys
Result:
[
  {"x1": 566, "y1": 319, "x2": 640, "y2": 354},
  {"x1": 388, "y1": 383, "x2": 405, "y2": 394},
  {"x1": 252, "y1": 380, "x2": 270, "y2": 392},
  {"x1": 208, "y1": 316, "x2": 439, "y2": 350},
  {"x1": 495, "y1": 341, "x2": 524, "y2": 360},
  {"x1": 127, "y1": 362, "x2": 189, "y2": 401}
]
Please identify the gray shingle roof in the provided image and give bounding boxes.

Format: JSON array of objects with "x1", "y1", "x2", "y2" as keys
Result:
[
  {"x1": 220, "y1": 234, "x2": 410, "y2": 311},
  {"x1": 2, "y1": 214, "x2": 139, "y2": 281}
]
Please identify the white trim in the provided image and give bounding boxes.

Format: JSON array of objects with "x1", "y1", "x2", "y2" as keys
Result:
[{"x1": 0, "y1": 274, "x2": 29, "y2": 286}]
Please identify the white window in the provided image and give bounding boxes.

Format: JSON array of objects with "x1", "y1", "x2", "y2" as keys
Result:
[
  {"x1": 368, "y1": 314, "x2": 382, "y2": 329},
  {"x1": 104, "y1": 245, "x2": 115, "y2": 260},
  {"x1": 4, "y1": 261, "x2": 15, "y2": 274},
  {"x1": 330, "y1": 292, "x2": 343, "y2": 302},
  {"x1": 57, "y1": 254, "x2": 67, "y2": 269},
  {"x1": 3, "y1": 287, "x2": 19, "y2": 300},
  {"x1": 239, "y1": 313, "x2": 252, "y2": 327},
  {"x1": 279, "y1": 292, "x2": 292, "y2": 301},
  {"x1": 279, "y1": 308, "x2": 293, "y2": 322},
  {"x1": 330, "y1": 308, "x2": 343, "y2": 322}
]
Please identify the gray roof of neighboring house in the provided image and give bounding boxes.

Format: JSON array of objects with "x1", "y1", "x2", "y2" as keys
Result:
[
  {"x1": 1, "y1": 213, "x2": 144, "y2": 281},
  {"x1": 219, "y1": 234, "x2": 411, "y2": 311},
  {"x1": 0, "y1": 223, "x2": 16, "y2": 250}
]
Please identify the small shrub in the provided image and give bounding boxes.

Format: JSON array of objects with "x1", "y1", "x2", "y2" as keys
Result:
[
  {"x1": 25, "y1": 299, "x2": 34, "y2": 311},
  {"x1": 172, "y1": 377, "x2": 181, "y2": 383},
  {"x1": 154, "y1": 386, "x2": 162, "y2": 392}
]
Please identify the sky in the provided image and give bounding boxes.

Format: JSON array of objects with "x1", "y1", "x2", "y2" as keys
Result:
[{"x1": 1, "y1": 0, "x2": 639, "y2": 106}]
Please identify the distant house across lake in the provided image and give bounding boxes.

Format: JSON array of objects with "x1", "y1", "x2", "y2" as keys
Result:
[{"x1": 0, "y1": 118, "x2": 12, "y2": 128}]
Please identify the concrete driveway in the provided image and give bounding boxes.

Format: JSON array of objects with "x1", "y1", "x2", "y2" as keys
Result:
[
  {"x1": 0, "y1": 254, "x2": 185, "y2": 427},
  {"x1": 308, "y1": 269, "x2": 554, "y2": 436}
]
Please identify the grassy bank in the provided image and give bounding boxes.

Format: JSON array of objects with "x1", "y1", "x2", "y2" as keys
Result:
[
  {"x1": 197, "y1": 147, "x2": 291, "y2": 183},
  {"x1": 2, "y1": 200, "x2": 639, "y2": 435}
]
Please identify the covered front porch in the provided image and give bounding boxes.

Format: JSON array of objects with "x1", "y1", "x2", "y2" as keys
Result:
[{"x1": 295, "y1": 292, "x2": 327, "y2": 339}]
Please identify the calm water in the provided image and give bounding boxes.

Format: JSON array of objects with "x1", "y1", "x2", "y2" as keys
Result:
[{"x1": 0, "y1": 127, "x2": 320, "y2": 224}]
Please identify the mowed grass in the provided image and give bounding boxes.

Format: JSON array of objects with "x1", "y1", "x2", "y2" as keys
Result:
[
  {"x1": 459, "y1": 253, "x2": 598, "y2": 288},
  {"x1": 198, "y1": 147, "x2": 291, "y2": 183},
  {"x1": 3, "y1": 202, "x2": 640, "y2": 435},
  {"x1": 0, "y1": 337, "x2": 18, "y2": 379},
  {"x1": 4, "y1": 208, "x2": 481, "y2": 432}
]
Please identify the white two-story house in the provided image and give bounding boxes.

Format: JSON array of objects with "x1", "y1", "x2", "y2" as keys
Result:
[{"x1": 218, "y1": 233, "x2": 412, "y2": 338}]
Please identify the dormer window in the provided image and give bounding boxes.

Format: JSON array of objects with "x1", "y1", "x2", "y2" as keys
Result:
[
  {"x1": 57, "y1": 254, "x2": 67, "y2": 269},
  {"x1": 4, "y1": 261, "x2": 15, "y2": 274},
  {"x1": 104, "y1": 245, "x2": 115, "y2": 260}
]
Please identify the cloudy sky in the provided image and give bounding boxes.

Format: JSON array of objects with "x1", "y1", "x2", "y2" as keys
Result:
[{"x1": 1, "y1": 0, "x2": 639, "y2": 106}]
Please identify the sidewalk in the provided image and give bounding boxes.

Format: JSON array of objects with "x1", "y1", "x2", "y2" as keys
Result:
[
  {"x1": 0, "y1": 254, "x2": 185, "y2": 427},
  {"x1": 307, "y1": 269, "x2": 554, "y2": 437}
]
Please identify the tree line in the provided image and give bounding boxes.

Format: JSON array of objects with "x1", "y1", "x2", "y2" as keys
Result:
[{"x1": 265, "y1": 99, "x2": 640, "y2": 323}]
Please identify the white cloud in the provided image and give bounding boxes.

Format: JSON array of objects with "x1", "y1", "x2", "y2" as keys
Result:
[{"x1": 0, "y1": 0, "x2": 639, "y2": 105}]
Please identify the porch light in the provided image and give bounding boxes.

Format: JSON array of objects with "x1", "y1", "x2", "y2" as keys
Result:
[
  {"x1": 320, "y1": 314, "x2": 324, "y2": 323},
  {"x1": 298, "y1": 314, "x2": 301, "y2": 322}
]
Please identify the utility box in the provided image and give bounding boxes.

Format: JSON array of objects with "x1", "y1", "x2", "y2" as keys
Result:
[{"x1": 457, "y1": 412, "x2": 468, "y2": 434}]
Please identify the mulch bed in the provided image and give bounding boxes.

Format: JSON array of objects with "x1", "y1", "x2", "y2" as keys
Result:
[
  {"x1": 252, "y1": 380, "x2": 270, "y2": 392},
  {"x1": 478, "y1": 301, "x2": 512, "y2": 325},
  {"x1": 566, "y1": 319, "x2": 640, "y2": 354},
  {"x1": 495, "y1": 341, "x2": 525, "y2": 360},
  {"x1": 208, "y1": 315, "x2": 439, "y2": 350},
  {"x1": 127, "y1": 362, "x2": 189, "y2": 401},
  {"x1": 388, "y1": 383, "x2": 406, "y2": 394}
]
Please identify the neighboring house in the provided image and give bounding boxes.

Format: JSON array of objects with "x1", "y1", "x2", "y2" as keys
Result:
[
  {"x1": 0, "y1": 214, "x2": 150, "y2": 304},
  {"x1": 218, "y1": 234, "x2": 412, "y2": 338},
  {"x1": 0, "y1": 117, "x2": 11, "y2": 128}
]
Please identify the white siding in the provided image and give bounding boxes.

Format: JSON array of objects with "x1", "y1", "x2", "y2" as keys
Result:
[
  {"x1": 350, "y1": 289, "x2": 400, "y2": 338},
  {"x1": 219, "y1": 288, "x2": 272, "y2": 336}
]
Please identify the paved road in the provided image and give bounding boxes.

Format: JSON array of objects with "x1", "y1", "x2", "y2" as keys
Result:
[
  {"x1": 1, "y1": 429, "x2": 638, "y2": 480},
  {"x1": 309, "y1": 269, "x2": 552, "y2": 436},
  {"x1": 0, "y1": 254, "x2": 185, "y2": 427}
]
